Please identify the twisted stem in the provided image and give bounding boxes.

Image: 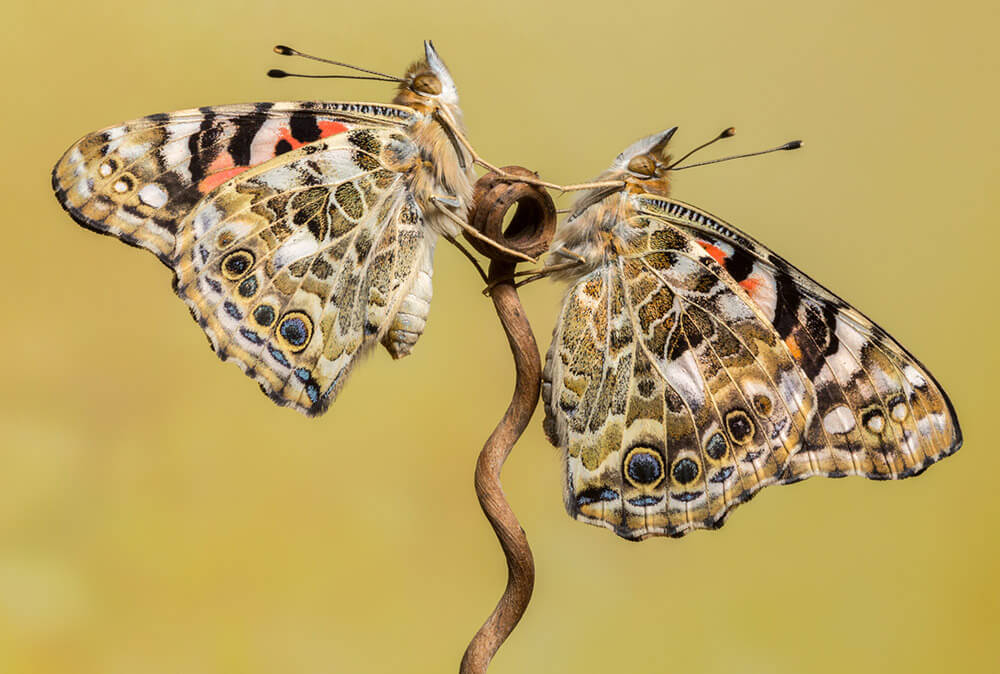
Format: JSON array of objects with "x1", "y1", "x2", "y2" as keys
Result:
[
  {"x1": 460, "y1": 260, "x2": 539, "y2": 674},
  {"x1": 458, "y1": 168, "x2": 555, "y2": 673}
]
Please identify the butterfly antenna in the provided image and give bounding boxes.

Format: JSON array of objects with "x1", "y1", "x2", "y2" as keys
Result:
[
  {"x1": 666, "y1": 127, "x2": 735, "y2": 169},
  {"x1": 267, "y1": 69, "x2": 400, "y2": 83},
  {"x1": 671, "y1": 140, "x2": 802, "y2": 170},
  {"x1": 273, "y1": 44, "x2": 404, "y2": 82}
]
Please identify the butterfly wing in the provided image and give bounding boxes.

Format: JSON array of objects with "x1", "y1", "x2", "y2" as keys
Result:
[
  {"x1": 53, "y1": 101, "x2": 416, "y2": 263},
  {"x1": 53, "y1": 102, "x2": 432, "y2": 415},
  {"x1": 634, "y1": 194, "x2": 962, "y2": 482},
  {"x1": 543, "y1": 201, "x2": 817, "y2": 539}
]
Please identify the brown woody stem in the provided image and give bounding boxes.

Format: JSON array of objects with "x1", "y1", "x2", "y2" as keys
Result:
[{"x1": 458, "y1": 168, "x2": 555, "y2": 673}]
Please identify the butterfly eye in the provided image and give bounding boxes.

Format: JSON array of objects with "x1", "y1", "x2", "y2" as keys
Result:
[
  {"x1": 412, "y1": 73, "x2": 442, "y2": 96},
  {"x1": 626, "y1": 154, "x2": 657, "y2": 177}
]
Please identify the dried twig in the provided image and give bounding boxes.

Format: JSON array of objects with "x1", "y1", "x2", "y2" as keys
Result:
[{"x1": 459, "y1": 169, "x2": 556, "y2": 674}]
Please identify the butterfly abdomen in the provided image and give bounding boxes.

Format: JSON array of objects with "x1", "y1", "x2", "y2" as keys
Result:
[{"x1": 382, "y1": 238, "x2": 435, "y2": 359}]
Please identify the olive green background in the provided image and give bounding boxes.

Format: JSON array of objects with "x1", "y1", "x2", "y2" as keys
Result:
[{"x1": 3, "y1": 0, "x2": 996, "y2": 672}]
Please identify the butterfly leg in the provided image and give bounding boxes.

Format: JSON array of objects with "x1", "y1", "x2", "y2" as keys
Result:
[
  {"x1": 547, "y1": 247, "x2": 588, "y2": 264},
  {"x1": 444, "y1": 234, "x2": 489, "y2": 283},
  {"x1": 482, "y1": 260, "x2": 586, "y2": 295},
  {"x1": 430, "y1": 196, "x2": 538, "y2": 263}
]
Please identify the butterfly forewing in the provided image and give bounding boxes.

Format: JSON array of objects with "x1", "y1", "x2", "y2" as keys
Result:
[
  {"x1": 636, "y1": 195, "x2": 962, "y2": 482},
  {"x1": 52, "y1": 102, "x2": 416, "y2": 265}
]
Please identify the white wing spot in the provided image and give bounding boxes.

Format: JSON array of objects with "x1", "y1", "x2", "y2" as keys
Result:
[
  {"x1": 891, "y1": 402, "x2": 908, "y2": 422},
  {"x1": 138, "y1": 184, "x2": 168, "y2": 208},
  {"x1": 98, "y1": 162, "x2": 113, "y2": 177},
  {"x1": 193, "y1": 204, "x2": 222, "y2": 237},
  {"x1": 113, "y1": 180, "x2": 129, "y2": 193},
  {"x1": 865, "y1": 413, "x2": 885, "y2": 434},
  {"x1": 75, "y1": 179, "x2": 93, "y2": 199},
  {"x1": 822, "y1": 405, "x2": 856, "y2": 434},
  {"x1": 903, "y1": 365, "x2": 927, "y2": 389},
  {"x1": 274, "y1": 231, "x2": 320, "y2": 269},
  {"x1": 663, "y1": 350, "x2": 706, "y2": 409}
]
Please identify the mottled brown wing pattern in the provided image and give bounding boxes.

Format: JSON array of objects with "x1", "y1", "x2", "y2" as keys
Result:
[
  {"x1": 636, "y1": 195, "x2": 962, "y2": 482},
  {"x1": 172, "y1": 127, "x2": 430, "y2": 414},
  {"x1": 543, "y1": 209, "x2": 815, "y2": 539}
]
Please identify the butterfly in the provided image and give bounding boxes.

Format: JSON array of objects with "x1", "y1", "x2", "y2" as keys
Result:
[
  {"x1": 52, "y1": 41, "x2": 518, "y2": 416},
  {"x1": 541, "y1": 127, "x2": 962, "y2": 540}
]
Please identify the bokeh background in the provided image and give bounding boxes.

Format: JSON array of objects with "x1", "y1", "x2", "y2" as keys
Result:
[{"x1": 3, "y1": 1, "x2": 997, "y2": 672}]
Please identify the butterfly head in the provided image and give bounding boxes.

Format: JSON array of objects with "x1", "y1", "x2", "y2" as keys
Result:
[
  {"x1": 394, "y1": 40, "x2": 460, "y2": 112},
  {"x1": 611, "y1": 127, "x2": 677, "y2": 196},
  {"x1": 563, "y1": 128, "x2": 677, "y2": 222},
  {"x1": 552, "y1": 128, "x2": 679, "y2": 271}
]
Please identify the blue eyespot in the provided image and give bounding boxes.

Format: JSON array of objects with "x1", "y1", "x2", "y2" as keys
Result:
[
  {"x1": 253, "y1": 305, "x2": 275, "y2": 327},
  {"x1": 238, "y1": 276, "x2": 258, "y2": 298},
  {"x1": 709, "y1": 466, "x2": 734, "y2": 483},
  {"x1": 624, "y1": 447, "x2": 664, "y2": 487},
  {"x1": 279, "y1": 318, "x2": 308, "y2": 346},
  {"x1": 277, "y1": 312, "x2": 313, "y2": 352}
]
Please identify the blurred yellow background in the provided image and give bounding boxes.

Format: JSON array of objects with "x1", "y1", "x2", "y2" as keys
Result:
[{"x1": 2, "y1": 0, "x2": 996, "y2": 672}]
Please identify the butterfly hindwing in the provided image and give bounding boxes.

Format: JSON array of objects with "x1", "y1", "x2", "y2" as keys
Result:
[
  {"x1": 173, "y1": 126, "x2": 429, "y2": 414},
  {"x1": 544, "y1": 201, "x2": 815, "y2": 539},
  {"x1": 635, "y1": 195, "x2": 962, "y2": 483}
]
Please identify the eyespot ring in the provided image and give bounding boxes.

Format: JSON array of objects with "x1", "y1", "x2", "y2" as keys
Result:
[
  {"x1": 725, "y1": 409, "x2": 755, "y2": 445},
  {"x1": 276, "y1": 311, "x2": 313, "y2": 353},
  {"x1": 238, "y1": 276, "x2": 259, "y2": 298},
  {"x1": 623, "y1": 446, "x2": 665, "y2": 489},
  {"x1": 253, "y1": 304, "x2": 276, "y2": 327},
  {"x1": 221, "y1": 249, "x2": 255, "y2": 280},
  {"x1": 671, "y1": 457, "x2": 701, "y2": 485},
  {"x1": 862, "y1": 407, "x2": 886, "y2": 435}
]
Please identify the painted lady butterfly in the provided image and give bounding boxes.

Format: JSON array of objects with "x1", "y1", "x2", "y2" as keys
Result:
[
  {"x1": 542, "y1": 128, "x2": 962, "y2": 540},
  {"x1": 52, "y1": 41, "x2": 516, "y2": 416}
]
